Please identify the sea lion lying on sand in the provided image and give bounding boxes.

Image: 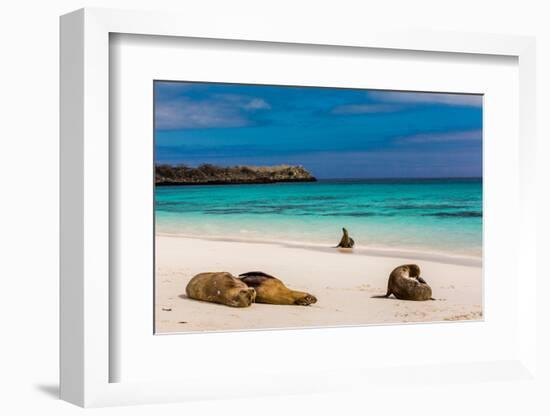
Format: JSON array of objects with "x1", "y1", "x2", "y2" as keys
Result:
[
  {"x1": 335, "y1": 227, "x2": 355, "y2": 249},
  {"x1": 239, "y1": 271, "x2": 317, "y2": 306},
  {"x1": 186, "y1": 272, "x2": 256, "y2": 307},
  {"x1": 373, "y1": 264, "x2": 434, "y2": 301}
]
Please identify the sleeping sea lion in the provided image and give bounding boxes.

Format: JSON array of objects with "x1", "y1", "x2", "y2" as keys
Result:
[
  {"x1": 239, "y1": 271, "x2": 317, "y2": 306},
  {"x1": 186, "y1": 272, "x2": 256, "y2": 307},
  {"x1": 373, "y1": 264, "x2": 434, "y2": 301},
  {"x1": 335, "y1": 227, "x2": 355, "y2": 248}
]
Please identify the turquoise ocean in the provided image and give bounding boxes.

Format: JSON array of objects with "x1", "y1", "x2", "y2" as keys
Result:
[{"x1": 155, "y1": 178, "x2": 482, "y2": 259}]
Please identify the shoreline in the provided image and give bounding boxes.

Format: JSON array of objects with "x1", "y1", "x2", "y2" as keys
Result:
[{"x1": 155, "y1": 231, "x2": 482, "y2": 267}]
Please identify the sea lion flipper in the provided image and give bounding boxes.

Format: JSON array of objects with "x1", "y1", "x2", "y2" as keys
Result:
[
  {"x1": 416, "y1": 276, "x2": 427, "y2": 284},
  {"x1": 239, "y1": 272, "x2": 277, "y2": 289}
]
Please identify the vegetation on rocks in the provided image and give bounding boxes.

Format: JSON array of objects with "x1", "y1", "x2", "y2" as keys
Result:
[{"x1": 155, "y1": 164, "x2": 317, "y2": 185}]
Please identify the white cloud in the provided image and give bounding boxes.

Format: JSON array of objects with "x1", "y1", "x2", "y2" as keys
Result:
[
  {"x1": 330, "y1": 91, "x2": 481, "y2": 116},
  {"x1": 156, "y1": 99, "x2": 249, "y2": 129},
  {"x1": 394, "y1": 129, "x2": 482, "y2": 144},
  {"x1": 369, "y1": 91, "x2": 482, "y2": 107},
  {"x1": 331, "y1": 103, "x2": 401, "y2": 114},
  {"x1": 243, "y1": 98, "x2": 271, "y2": 110},
  {"x1": 155, "y1": 95, "x2": 271, "y2": 129}
]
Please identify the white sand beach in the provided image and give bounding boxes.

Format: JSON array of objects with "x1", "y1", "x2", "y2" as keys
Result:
[{"x1": 155, "y1": 235, "x2": 483, "y2": 333}]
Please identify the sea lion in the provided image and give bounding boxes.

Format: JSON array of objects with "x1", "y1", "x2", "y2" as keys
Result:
[
  {"x1": 373, "y1": 264, "x2": 434, "y2": 301},
  {"x1": 186, "y1": 272, "x2": 256, "y2": 307},
  {"x1": 335, "y1": 227, "x2": 355, "y2": 248},
  {"x1": 239, "y1": 271, "x2": 317, "y2": 306}
]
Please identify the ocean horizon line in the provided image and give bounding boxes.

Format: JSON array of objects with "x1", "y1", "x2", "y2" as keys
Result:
[{"x1": 313, "y1": 176, "x2": 482, "y2": 181}]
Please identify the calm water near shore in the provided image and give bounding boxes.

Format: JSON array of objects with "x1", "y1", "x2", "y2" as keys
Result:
[{"x1": 155, "y1": 178, "x2": 482, "y2": 258}]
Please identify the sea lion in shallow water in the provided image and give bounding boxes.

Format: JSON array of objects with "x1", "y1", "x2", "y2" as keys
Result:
[
  {"x1": 335, "y1": 227, "x2": 355, "y2": 249},
  {"x1": 373, "y1": 264, "x2": 434, "y2": 301},
  {"x1": 186, "y1": 272, "x2": 256, "y2": 307},
  {"x1": 239, "y1": 271, "x2": 317, "y2": 306}
]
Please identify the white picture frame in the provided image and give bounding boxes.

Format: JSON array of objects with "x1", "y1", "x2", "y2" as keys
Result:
[{"x1": 60, "y1": 7, "x2": 538, "y2": 407}]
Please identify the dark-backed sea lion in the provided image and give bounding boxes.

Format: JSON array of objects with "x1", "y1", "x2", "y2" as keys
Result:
[
  {"x1": 239, "y1": 271, "x2": 317, "y2": 306},
  {"x1": 335, "y1": 227, "x2": 355, "y2": 248},
  {"x1": 373, "y1": 264, "x2": 434, "y2": 301},
  {"x1": 186, "y1": 272, "x2": 256, "y2": 307}
]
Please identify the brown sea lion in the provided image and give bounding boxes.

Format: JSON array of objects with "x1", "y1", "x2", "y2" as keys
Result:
[
  {"x1": 239, "y1": 271, "x2": 317, "y2": 306},
  {"x1": 373, "y1": 264, "x2": 434, "y2": 301},
  {"x1": 186, "y1": 272, "x2": 256, "y2": 307},
  {"x1": 335, "y1": 227, "x2": 355, "y2": 248}
]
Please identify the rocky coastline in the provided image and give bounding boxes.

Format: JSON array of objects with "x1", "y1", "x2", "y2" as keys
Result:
[{"x1": 155, "y1": 164, "x2": 317, "y2": 186}]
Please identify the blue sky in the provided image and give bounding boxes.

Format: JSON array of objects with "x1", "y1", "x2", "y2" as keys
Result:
[{"x1": 154, "y1": 81, "x2": 482, "y2": 179}]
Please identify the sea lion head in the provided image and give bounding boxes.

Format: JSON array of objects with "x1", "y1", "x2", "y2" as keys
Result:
[
  {"x1": 405, "y1": 264, "x2": 421, "y2": 278},
  {"x1": 228, "y1": 287, "x2": 256, "y2": 307}
]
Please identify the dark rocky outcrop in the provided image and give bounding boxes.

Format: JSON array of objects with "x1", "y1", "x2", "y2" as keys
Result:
[{"x1": 155, "y1": 164, "x2": 317, "y2": 186}]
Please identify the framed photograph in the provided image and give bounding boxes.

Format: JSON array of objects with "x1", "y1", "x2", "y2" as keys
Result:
[
  {"x1": 153, "y1": 80, "x2": 483, "y2": 334},
  {"x1": 60, "y1": 8, "x2": 538, "y2": 407}
]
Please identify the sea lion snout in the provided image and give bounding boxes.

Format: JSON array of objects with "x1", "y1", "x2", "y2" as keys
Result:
[
  {"x1": 234, "y1": 288, "x2": 256, "y2": 306},
  {"x1": 246, "y1": 288, "x2": 257, "y2": 302}
]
